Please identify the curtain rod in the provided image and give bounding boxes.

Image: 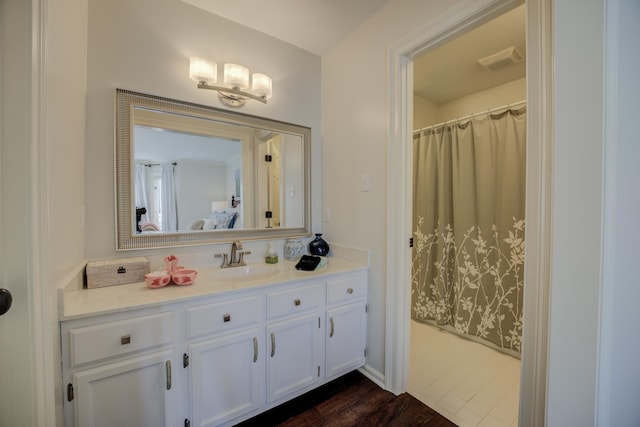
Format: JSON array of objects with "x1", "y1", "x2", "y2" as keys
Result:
[{"x1": 413, "y1": 100, "x2": 526, "y2": 134}]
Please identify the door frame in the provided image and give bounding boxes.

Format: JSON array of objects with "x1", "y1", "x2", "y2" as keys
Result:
[
  {"x1": 0, "y1": 0, "x2": 56, "y2": 425},
  {"x1": 385, "y1": 0, "x2": 552, "y2": 425}
]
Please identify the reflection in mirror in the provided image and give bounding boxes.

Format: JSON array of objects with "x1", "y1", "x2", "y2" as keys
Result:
[{"x1": 116, "y1": 89, "x2": 310, "y2": 250}]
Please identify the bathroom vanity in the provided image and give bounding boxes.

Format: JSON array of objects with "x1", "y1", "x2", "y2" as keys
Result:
[{"x1": 60, "y1": 259, "x2": 367, "y2": 427}]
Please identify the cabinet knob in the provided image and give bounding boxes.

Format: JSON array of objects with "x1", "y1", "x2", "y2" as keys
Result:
[
  {"x1": 121, "y1": 335, "x2": 131, "y2": 345},
  {"x1": 347, "y1": 288, "x2": 354, "y2": 294},
  {"x1": 294, "y1": 299, "x2": 301, "y2": 306},
  {"x1": 223, "y1": 313, "x2": 231, "y2": 322}
]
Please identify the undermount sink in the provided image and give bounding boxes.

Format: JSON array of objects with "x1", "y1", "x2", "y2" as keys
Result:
[{"x1": 212, "y1": 264, "x2": 281, "y2": 281}]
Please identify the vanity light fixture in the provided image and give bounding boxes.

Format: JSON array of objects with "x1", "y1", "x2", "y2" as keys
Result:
[{"x1": 189, "y1": 57, "x2": 272, "y2": 108}]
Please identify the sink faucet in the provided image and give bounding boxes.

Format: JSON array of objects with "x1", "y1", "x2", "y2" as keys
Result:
[
  {"x1": 216, "y1": 241, "x2": 251, "y2": 268},
  {"x1": 230, "y1": 241, "x2": 243, "y2": 265}
]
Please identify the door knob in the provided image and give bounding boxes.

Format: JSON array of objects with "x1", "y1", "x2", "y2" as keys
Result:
[{"x1": 0, "y1": 288, "x2": 13, "y2": 316}]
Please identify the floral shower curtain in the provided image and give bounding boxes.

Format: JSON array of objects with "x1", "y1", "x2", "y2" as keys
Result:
[{"x1": 412, "y1": 106, "x2": 526, "y2": 353}]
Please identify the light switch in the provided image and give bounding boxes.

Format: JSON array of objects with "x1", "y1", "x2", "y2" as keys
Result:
[
  {"x1": 324, "y1": 208, "x2": 331, "y2": 223},
  {"x1": 361, "y1": 174, "x2": 370, "y2": 192},
  {"x1": 289, "y1": 185, "x2": 295, "y2": 198}
]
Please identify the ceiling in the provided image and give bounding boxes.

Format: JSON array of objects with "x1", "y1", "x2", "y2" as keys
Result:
[
  {"x1": 181, "y1": 1, "x2": 525, "y2": 105},
  {"x1": 181, "y1": 0, "x2": 389, "y2": 56},
  {"x1": 414, "y1": 5, "x2": 526, "y2": 104}
]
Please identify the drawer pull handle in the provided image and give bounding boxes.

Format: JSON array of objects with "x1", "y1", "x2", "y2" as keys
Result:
[
  {"x1": 271, "y1": 332, "x2": 276, "y2": 357},
  {"x1": 253, "y1": 337, "x2": 258, "y2": 363},
  {"x1": 330, "y1": 317, "x2": 335, "y2": 338},
  {"x1": 347, "y1": 288, "x2": 354, "y2": 294},
  {"x1": 121, "y1": 335, "x2": 131, "y2": 345},
  {"x1": 165, "y1": 360, "x2": 172, "y2": 390},
  {"x1": 223, "y1": 313, "x2": 231, "y2": 322},
  {"x1": 294, "y1": 299, "x2": 301, "y2": 306}
]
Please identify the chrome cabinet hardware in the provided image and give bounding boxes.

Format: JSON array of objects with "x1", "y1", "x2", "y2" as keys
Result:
[
  {"x1": 166, "y1": 360, "x2": 172, "y2": 390},
  {"x1": 121, "y1": 335, "x2": 131, "y2": 345},
  {"x1": 253, "y1": 337, "x2": 258, "y2": 362},
  {"x1": 270, "y1": 332, "x2": 276, "y2": 357},
  {"x1": 223, "y1": 313, "x2": 231, "y2": 322},
  {"x1": 329, "y1": 317, "x2": 335, "y2": 338}
]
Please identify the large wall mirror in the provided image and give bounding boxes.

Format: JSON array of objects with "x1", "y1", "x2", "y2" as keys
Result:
[{"x1": 115, "y1": 89, "x2": 311, "y2": 250}]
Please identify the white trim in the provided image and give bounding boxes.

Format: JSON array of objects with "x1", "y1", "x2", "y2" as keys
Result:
[
  {"x1": 519, "y1": 1, "x2": 553, "y2": 425},
  {"x1": 358, "y1": 364, "x2": 385, "y2": 389},
  {"x1": 596, "y1": 0, "x2": 619, "y2": 423},
  {"x1": 386, "y1": 0, "x2": 552, "y2": 423},
  {"x1": 31, "y1": 0, "x2": 57, "y2": 425}
]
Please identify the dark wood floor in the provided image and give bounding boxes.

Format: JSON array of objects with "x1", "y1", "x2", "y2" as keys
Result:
[{"x1": 235, "y1": 371, "x2": 458, "y2": 426}]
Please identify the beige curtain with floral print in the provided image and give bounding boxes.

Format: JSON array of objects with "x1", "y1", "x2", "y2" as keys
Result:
[{"x1": 412, "y1": 107, "x2": 526, "y2": 353}]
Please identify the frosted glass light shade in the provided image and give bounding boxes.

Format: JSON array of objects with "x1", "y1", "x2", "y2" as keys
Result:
[
  {"x1": 189, "y1": 58, "x2": 217, "y2": 84},
  {"x1": 224, "y1": 63, "x2": 249, "y2": 89},
  {"x1": 252, "y1": 73, "x2": 272, "y2": 98}
]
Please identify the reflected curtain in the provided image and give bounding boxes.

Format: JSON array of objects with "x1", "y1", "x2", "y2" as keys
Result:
[
  {"x1": 411, "y1": 107, "x2": 526, "y2": 353},
  {"x1": 134, "y1": 163, "x2": 149, "y2": 223},
  {"x1": 161, "y1": 162, "x2": 178, "y2": 231}
]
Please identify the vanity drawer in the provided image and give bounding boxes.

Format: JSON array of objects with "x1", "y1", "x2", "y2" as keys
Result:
[
  {"x1": 187, "y1": 296, "x2": 261, "y2": 339},
  {"x1": 267, "y1": 282, "x2": 323, "y2": 319},
  {"x1": 327, "y1": 273, "x2": 367, "y2": 304},
  {"x1": 69, "y1": 312, "x2": 173, "y2": 367}
]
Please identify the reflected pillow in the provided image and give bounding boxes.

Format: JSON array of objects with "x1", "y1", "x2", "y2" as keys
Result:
[
  {"x1": 211, "y1": 210, "x2": 237, "y2": 229},
  {"x1": 187, "y1": 219, "x2": 204, "y2": 230},
  {"x1": 202, "y1": 218, "x2": 217, "y2": 230}
]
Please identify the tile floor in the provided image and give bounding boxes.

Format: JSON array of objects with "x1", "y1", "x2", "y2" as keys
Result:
[{"x1": 408, "y1": 321, "x2": 521, "y2": 427}]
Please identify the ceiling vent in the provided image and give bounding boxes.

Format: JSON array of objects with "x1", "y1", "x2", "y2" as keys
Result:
[{"x1": 478, "y1": 46, "x2": 523, "y2": 72}]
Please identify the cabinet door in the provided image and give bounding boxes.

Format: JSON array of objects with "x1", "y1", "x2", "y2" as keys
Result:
[
  {"x1": 189, "y1": 328, "x2": 264, "y2": 427},
  {"x1": 326, "y1": 301, "x2": 367, "y2": 380},
  {"x1": 266, "y1": 312, "x2": 321, "y2": 403},
  {"x1": 73, "y1": 350, "x2": 175, "y2": 427}
]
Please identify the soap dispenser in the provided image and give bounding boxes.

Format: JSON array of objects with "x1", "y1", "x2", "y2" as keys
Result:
[{"x1": 265, "y1": 243, "x2": 278, "y2": 264}]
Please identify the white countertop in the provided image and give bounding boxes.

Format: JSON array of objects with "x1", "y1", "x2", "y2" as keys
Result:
[{"x1": 60, "y1": 258, "x2": 368, "y2": 321}]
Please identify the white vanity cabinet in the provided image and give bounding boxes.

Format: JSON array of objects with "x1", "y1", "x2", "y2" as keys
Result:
[
  {"x1": 61, "y1": 266, "x2": 368, "y2": 427},
  {"x1": 325, "y1": 274, "x2": 368, "y2": 380},
  {"x1": 186, "y1": 295, "x2": 265, "y2": 427},
  {"x1": 61, "y1": 311, "x2": 178, "y2": 427},
  {"x1": 265, "y1": 282, "x2": 323, "y2": 404}
]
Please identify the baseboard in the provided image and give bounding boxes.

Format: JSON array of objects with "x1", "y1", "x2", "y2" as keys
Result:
[{"x1": 358, "y1": 364, "x2": 386, "y2": 391}]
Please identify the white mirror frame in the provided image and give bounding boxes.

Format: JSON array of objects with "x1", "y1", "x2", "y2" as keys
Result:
[{"x1": 115, "y1": 89, "x2": 311, "y2": 250}]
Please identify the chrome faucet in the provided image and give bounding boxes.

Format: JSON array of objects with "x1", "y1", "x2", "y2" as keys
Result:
[
  {"x1": 216, "y1": 241, "x2": 251, "y2": 268},
  {"x1": 230, "y1": 241, "x2": 243, "y2": 265}
]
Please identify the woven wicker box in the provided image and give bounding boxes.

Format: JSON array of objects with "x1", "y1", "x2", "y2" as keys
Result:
[{"x1": 85, "y1": 257, "x2": 150, "y2": 289}]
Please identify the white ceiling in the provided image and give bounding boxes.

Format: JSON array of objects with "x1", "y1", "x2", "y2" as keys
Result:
[
  {"x1": 181, "y1": 1, "x2": 525, "y2": 104},
  {"x1": 414, "y1": 5, "x2": 526, "y2": 104},
  {"x1": 181, "y1": 0, "x2": 389, "y2": 56},
  {"x1": 135, "y1": 127, "x2": 241, "y2": 163}
]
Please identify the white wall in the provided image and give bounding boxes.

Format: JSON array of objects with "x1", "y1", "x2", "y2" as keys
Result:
[
  {"x1": 322, "y1": 0, "x2": 454, "y2": 378},
  {"x1": 84, "y1": 0, "x2": 321, "y2": 260},
  {"x1": 437, "y1": 77, "x2": 525, "y2": 122},
  {"x1": 414, "y1": 77, "x2": 526, "y2": 129},
  {"x1": 175, "y1": 160, "x2": 228, "y2": 229},
  {"x1": 413, "y1": 95, "x2": 438, "y2": 129},
  {"x1": 46, "y1": 0, "x2": 88, "y2": 425},
  {"x1": 599, "y1": 0, "x2": 640, "y2": 425},
  {"x1": 47, "y1": 0, "x2": 87, "y2": 285},
  {"x1": 546, "y1": 0, "x2": 605, "y2": 423}
]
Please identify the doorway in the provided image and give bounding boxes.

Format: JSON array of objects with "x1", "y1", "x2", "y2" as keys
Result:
[
  {"x1": 408, "y1": 6, "x2": 525, "y2": 425},
  {"x1": 386, "y1": 0, "x2": 552, "y2": 426}
]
